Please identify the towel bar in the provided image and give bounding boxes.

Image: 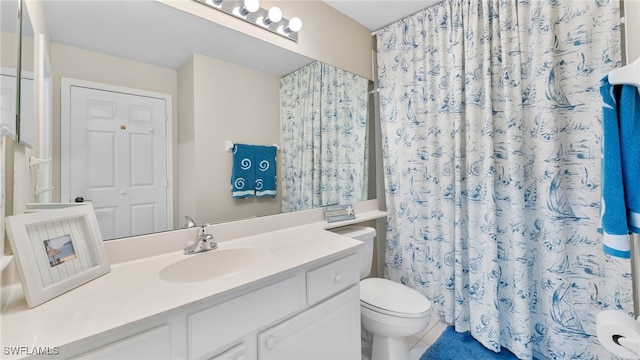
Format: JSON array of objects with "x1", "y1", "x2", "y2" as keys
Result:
[{"x1": 225, "y1": 141, "x2": 279, "y2": 152}]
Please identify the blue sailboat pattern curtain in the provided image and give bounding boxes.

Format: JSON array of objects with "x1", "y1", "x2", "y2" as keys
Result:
[
  {"x1": 376, "y1": 0, "x2": 631, "y2": 359},
  {"x1": 280, "y1": 61, "x2": 369, "y2": 212}
]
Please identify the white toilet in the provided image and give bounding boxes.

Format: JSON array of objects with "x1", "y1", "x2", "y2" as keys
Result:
[{"x1": 332, "y1": 226, "x2": 432, "y2": 360}]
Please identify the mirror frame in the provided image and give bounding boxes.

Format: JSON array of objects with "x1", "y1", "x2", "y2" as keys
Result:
[
  {"x1": 15, "y1": 0, "x2": 23, "y2": 143},
  {"x1": 16, "y1": 0, "x2": 35, "y2": 148}
]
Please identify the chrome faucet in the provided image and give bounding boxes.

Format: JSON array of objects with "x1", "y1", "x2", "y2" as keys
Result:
[{"x1": 184, "y1": 224, "x2": 218, "y2": 255}]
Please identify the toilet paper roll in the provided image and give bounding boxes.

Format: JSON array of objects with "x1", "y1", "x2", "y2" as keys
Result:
[{"x1": 597, "y1": 310, "x2": 640, "y2": 359}]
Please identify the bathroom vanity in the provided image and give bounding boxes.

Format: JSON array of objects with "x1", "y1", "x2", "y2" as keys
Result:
[{"x1": 1, "y1": 201, "x2": 385, "y2": 359}]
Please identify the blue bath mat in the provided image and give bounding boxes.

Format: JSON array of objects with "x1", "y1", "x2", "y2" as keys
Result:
[{"x1": 420, "y1": 326, "x2": 521, "y2": 360}]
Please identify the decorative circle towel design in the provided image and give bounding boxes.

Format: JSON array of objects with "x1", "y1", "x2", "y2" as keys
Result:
[
  {"x1": 259, "y1": 160, "x2": 270, "y2": 171},
  {"x1": 240, "y1": 158, "x2": 251, "y2": 170},
  {"x1": 234, "y1": 178, "x2": 246, "y2": 190}
]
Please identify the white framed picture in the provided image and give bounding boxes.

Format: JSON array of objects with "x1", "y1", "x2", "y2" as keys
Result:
[{"x1": 5, "y1": 205, "x2": 110, "y2": 308}]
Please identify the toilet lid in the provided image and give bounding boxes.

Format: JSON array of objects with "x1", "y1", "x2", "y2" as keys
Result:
[{"x1": 360, "y1": 278, "x2": 431, "y2": 317}]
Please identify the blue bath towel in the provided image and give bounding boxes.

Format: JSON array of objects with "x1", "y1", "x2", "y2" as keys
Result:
[
  {"x1": 231, "y1": 144, "x2": 256, "y2": 198},
  {"x1": 599, "y1": 76, "x2": 640, "y2": 258},
  {"x1": 255, "y1": 145, "x2": 277, "y2": 197}
]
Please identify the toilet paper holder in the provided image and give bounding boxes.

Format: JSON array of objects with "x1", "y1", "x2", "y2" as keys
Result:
[{"x1": 597, "y1": 310, "x2": 640, "y2": 359}]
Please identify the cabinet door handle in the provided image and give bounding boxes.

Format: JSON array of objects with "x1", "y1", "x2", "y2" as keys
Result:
[
  {"x1": 266, "y1": 337, "x2": 277, "y2": 350},
  {"x1": 335, "y1": 274, "x2": 342, "y2": 283}
]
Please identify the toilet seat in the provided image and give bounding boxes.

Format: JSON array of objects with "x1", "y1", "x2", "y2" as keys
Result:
[
  {"x1": 360, "y1": 278, "x2": 431, "y2": 319},
  {"x1": 361, "y1": 301, "x2": 430, "y2": 319}
]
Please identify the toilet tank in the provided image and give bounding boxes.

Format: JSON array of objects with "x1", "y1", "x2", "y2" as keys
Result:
[{"x1": 331, "y1": 226, "x2": 376, "y2": 279}]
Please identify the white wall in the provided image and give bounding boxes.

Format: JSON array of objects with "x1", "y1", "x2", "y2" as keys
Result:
[
  {"x1": 177, "y1": 57, "x2": 197, "y2": 226},
  {"x1": 179, "y1": 54, "x2": 282, "y2": 225}
]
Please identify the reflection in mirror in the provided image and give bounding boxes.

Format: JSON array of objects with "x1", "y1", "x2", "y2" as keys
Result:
[
  {"x1": 0, "y1": 0, "x2": 19, "y2": 139},
  {"x1": 17, "y1": 0, "x2": 35, "y2": 148},
  {"x1": 182, "y1": 215, "x2": 197, "y2": 229},
  {"x1": 281, "y1": 61, "x2": 370, "y2": 212},
  {"x1": 0, "y1": 69, "x2": 17, "y2": 139},
  {"x1": 60, "y1": 79, "x2": 172, "y2": 241},
  {"x1": 41, "y1": 0, "x2": 375, "y2": 240},
  {"x1": 36, "y1": 34, "x2": 54, "y2": 203}
]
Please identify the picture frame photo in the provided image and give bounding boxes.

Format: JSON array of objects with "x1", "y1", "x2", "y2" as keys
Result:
[
  {"x1": 5, "y1": 205, "x2": 110, "y2": 308},
  {"x1": 323, "y1": 204, "x2": 356, "y2": 223}
]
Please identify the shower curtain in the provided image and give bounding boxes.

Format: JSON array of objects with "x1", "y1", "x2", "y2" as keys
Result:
[
  {"x1": 280, "y1": 61, "x2": 369, "y2": 212},
  {"x1": 376, "y1": 0, "x2": 630, "y2": 359}
]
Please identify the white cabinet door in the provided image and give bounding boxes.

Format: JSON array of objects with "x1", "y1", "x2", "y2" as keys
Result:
[
  {"x1": 189, "y1": 276, "x2": 300, "y2": 360},
  {"x1": 209, "y1": 343, "x2": 248, "y2": 360},
  {"x1": 258, "y1": 286, "x2": 361, "y2": 360}
]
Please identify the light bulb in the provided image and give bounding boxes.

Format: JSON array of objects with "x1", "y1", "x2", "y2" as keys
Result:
[
  {"x1": 243, "y1": 0, "x2": 259, "y2": 13},
  {"x1": 266, "y1": 6, "x2": 282, "y2": 23},
  {"x1": 286, "y1": 17, "x2": 302, "y2": 33}
]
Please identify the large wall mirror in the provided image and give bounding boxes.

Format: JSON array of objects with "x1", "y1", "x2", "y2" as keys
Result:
[{"x1": 37, "y1": 0, "x2": 376, "y2": 240}]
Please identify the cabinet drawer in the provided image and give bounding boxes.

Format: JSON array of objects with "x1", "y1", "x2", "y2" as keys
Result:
[
  {"x1": 71, "y1": 325, "x2": 171, "y2": 359},
  {"x1": 306, "y1": 254, "x2": 359, "y2": 305},
  {"x1": 189, "y1": 276, "x2": 300, "y2": 360}
]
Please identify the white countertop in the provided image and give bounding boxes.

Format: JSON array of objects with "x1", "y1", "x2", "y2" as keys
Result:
[{"x1": 0, "y1": 203, "x2": 386, "y2": 356}]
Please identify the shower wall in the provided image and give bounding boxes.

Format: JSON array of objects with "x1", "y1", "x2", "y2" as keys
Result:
[{"x1": 624, "y1": 0, "x2": 639, "y2": 61}]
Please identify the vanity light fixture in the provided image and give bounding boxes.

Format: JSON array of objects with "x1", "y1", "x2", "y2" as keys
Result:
[{"x1": 194, "y1": 0, "x2": 302, "y2": 42}]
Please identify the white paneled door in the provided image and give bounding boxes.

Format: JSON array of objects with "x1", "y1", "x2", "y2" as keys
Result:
[
  {"x1": 63, "y1": 82, "x2": 170, "y2": 240},
  {"x1": 1, "y1": 70, "x2": 17, "y2": 138}
]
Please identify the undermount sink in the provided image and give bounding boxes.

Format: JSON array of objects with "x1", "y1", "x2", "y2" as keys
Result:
[{"x1": 159, "y1": 247, "x2": 269, "y2": 283}]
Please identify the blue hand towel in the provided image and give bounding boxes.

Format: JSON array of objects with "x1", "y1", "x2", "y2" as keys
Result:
[
  {"x1": 231, "y1": 144, "x2": 256, "y2": 198},
  {"x1": 255, "y1": 145, "x2": 277, "y2": 197},
  {"x1": 599, "y1": 76, "x2": 640, "y2": 258}
]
